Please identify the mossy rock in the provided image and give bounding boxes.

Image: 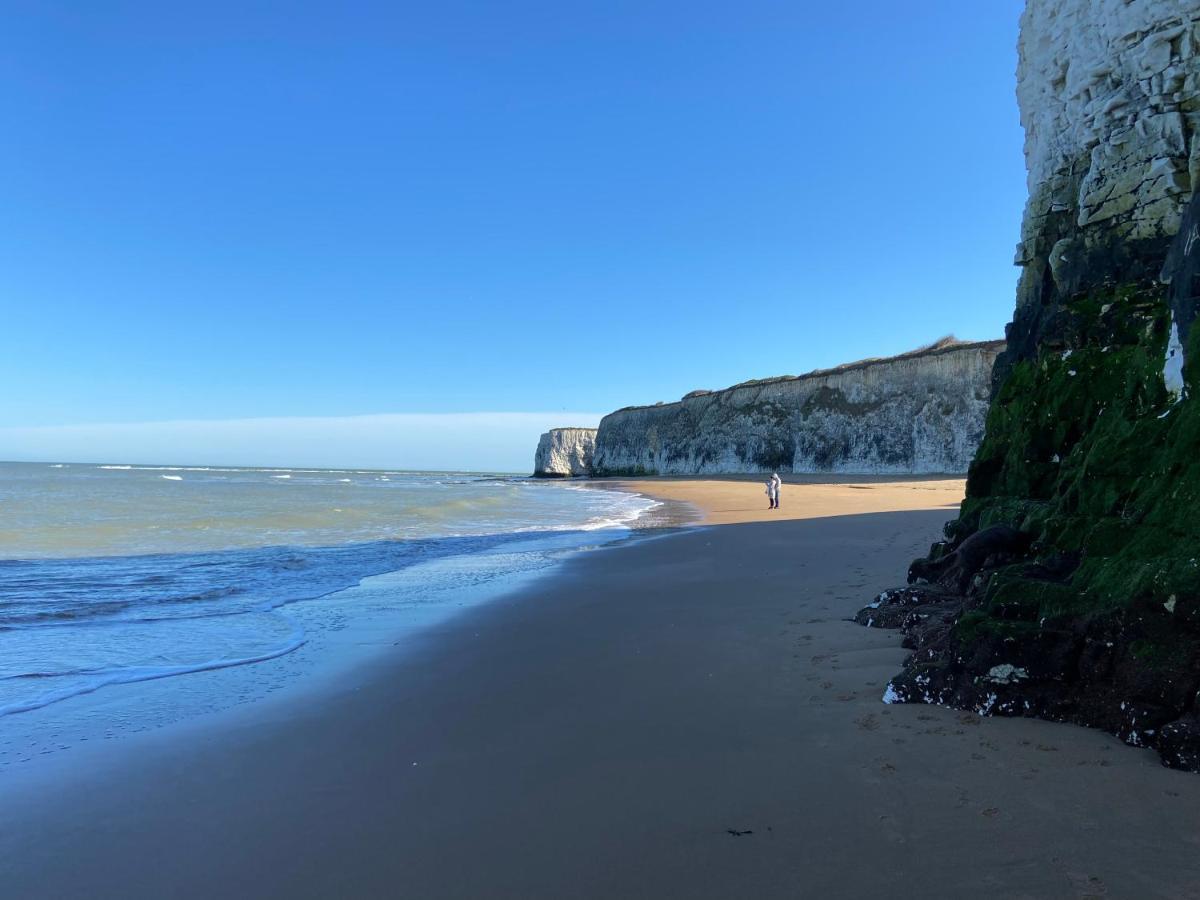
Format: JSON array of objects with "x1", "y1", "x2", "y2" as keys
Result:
[{"x1": 881, "y1": 192, "x2": 1200, "y2": 770}]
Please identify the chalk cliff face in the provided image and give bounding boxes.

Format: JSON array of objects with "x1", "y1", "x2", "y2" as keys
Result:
[
  {"x1": 1004, "y1": 0, "x2": 1200, "y2": 372},
  {"x1": 533, "y1": 428, "x2": 597, "y2": 477},
  {"x1": 591, "y1": 341, "x2": 1003, "y2": 477},
  {"x1": 861, "y1": 0, "x2": 1200, "y2": 770}
]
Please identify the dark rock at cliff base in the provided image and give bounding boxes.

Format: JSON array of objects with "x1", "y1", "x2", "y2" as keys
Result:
[
  {"x1": 866, "y1": 588, "x2": 1200, "y2": 752},
  {"x1": 853, "y1": 585, "x2": 953, "y2": 630},
  {"x1": 858, "y1": 528, "x2": 1200, "y2": 769},
  {"x1": 906, "y1": 525, "x2": 1032, "y2": 595},
  {"x1": 1159, "y1": 718, "x2": 1200, "y2": 771}
]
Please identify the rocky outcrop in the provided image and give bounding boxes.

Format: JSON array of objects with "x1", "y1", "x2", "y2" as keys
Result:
[
  {"x1": 590, "y1": 339, "x2": 1003, "y2": 476},
  {"x1": 532, "y1": 428, "x2": 597, "y2": 477},
  {"x1": 860, "y1": 0, "x2": 1200, "y2": 770}
]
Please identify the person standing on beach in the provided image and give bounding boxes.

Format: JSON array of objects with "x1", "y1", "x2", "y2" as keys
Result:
[
  {"x1": 765, "y1": 476, "x2": 777, "y2": 510},
  {"x1": 771, "y1": 473, "x2": 782, "y2": 510}
]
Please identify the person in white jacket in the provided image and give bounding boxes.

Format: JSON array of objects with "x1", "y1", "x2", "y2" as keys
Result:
[
  {"x1": 765, "y1": 476, "x2": 777, "y2": 510},
  {"x1": 771, "y1": 473, "x2": 782, "y2": 510}
]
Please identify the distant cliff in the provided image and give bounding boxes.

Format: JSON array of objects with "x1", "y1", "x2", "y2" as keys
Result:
[
  {"x1": 533, "y1": 428, "x2": 597, "y2": 477},
  {"x1": 590, "y1": 339, "x2": 1004, "y2": 477}
]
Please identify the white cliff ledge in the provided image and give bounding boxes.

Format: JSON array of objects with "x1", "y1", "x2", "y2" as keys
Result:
[
  {"x1": 1016, "y1": 0, "x2": 1200, "y2": 252},
  {"x1": 533, "y1": 428, "x2": 598, "y2": 477},
  {"x1": 590, "y1": 339, "x2": 1005, "y2": 476}
]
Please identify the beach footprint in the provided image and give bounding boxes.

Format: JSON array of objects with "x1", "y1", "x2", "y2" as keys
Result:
[{"x1": 1066, "y1": 872, "x2": 1108, "y2": 898}]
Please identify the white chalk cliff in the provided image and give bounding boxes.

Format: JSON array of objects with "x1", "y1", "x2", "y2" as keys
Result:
[
  {"x1": 1015, "y1": 0, "x2": 1200, "y2": 295},
  {"x1": 1003, "y1": 0, "x2": 1200, "y2": 394},
  {"x1": 533, "y1": 428, "x2": 598, "y2": 477},
  {"x1": 590, "y1": 340, "x2": 1003, "y2": 476}
]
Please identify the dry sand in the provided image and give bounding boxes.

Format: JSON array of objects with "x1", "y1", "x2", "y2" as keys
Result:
[
  {"x1": 3, "y1": 478, "x2": 1199, "y2": 898},
  {"x1": 606, "y1": 474, "x2": 967, "y2": 525}
]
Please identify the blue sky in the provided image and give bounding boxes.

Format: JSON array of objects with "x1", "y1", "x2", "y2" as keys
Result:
[{"x1": 2, "y1": 1, "x2": 1026, "y2": 469}]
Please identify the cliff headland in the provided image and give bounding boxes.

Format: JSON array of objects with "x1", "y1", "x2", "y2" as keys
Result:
[{"x1": 534, "y1": 338, "x2": 1004, "y2": 478}]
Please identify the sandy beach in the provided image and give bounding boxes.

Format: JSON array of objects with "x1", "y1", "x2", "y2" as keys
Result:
[
  {"x1": 607, "y1": 474, "x2": 967, "y2": 526},
  {"x1": 3, "y1": 477, "x2": 1200, "y2": 898}
]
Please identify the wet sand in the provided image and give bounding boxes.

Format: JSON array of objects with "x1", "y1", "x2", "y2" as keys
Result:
[{"x1": 3, "y1": 479, "x2": 1199, "y2": 898}]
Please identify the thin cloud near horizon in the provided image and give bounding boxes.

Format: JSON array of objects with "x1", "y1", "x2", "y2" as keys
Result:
[{"x1": 0, "y1": 412, "x2": 605, "y2": 473}]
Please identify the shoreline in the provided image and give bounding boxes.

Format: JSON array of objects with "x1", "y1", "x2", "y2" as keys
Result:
[
  {"x1": 0, "y1": 472, "x2": 670, "y2": 748},
  {"x1": 3, "y1": 480, "x2": 1200, "y2": 897}
]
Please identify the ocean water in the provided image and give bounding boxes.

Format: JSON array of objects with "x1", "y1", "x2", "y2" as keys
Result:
[{"x1": 0, "y1": 461, "x2": 660, "y2": 725}]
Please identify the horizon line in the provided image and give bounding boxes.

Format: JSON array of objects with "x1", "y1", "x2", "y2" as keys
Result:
[
  {"x1": 0, "y1": 458, "x2": 526, "y2": 476},
  {"x1": 0, "y1": 410, "x2": 607, "y2": 473}
]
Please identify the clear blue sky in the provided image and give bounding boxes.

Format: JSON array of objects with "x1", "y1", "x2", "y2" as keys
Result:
[{"x1": 2, "y1": 1, "x2": 1026, "y2": 467}]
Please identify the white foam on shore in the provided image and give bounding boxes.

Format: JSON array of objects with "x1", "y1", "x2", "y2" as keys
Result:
[
  {"x1": 559, "y1": 483, "x2": 661, "y2": 530},
  {"x1": 0, "y1": 620, "x2": 307, "y2": 718}
]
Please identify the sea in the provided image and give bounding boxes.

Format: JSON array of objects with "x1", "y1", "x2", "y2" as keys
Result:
[{"x1": 0, "y1": 461, "x2": 667, "y2": 760}]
